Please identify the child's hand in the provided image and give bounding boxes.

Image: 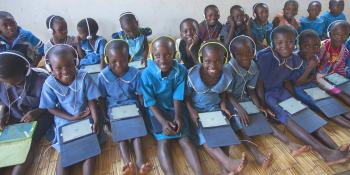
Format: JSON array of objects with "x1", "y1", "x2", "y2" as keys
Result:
[
  {"x1": 258, "y1": 106, "x2": 276, "y2": 118},
  {"x1": 188, "y1": 108, "x2": 200, "y2": 127},
  {"x1": 306, "y1": 56, "x2": 319, "y2": 70},
  {"x1": 71, "y1": 108, "x2": 90, "y2": 121},
  {"x1": 141, "y1": 58, "x2": 148, "y2": 67},
  {"x1": 228, "y1": 16, "x2": 235, "y2": 29},
  {"x1": 188, "y1": 34, "x2": 199, "y2": 51},
  {"x1": 243, "y1": 14, "x2": 250, "y2": 25},
  {"x1": 161, "y1": 120, "x2": 177, "y2": 136},
  {"x1": 0, "y1": 115, "x2": 8, "y2": 131},
  {"x1": 173, "y1": 116, "x2": 183, "y2": 133},
  {"x1": 92, "y1": 120, "x2": 99, "y2": 134},
  {"x1": 21, "y1": 109, "x2": 42, "y2": 123},
  {"x1": 236, "y1": 105, "x2": 249, "y2": 126},
  {"x1": 220, "y1": 100, "x2": 232, "y2": 120}
]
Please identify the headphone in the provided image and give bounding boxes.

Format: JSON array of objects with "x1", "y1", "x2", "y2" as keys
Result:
[
  {"x1": 103, "y1": 39, "x2": 131, "y2": 64},
  {"x1": 47, "y1": 15, "x2": 56, "y2": 34},
  {"x1": 252, "y1": 2, "x2": 268, "y2": 17},
  {"x1": 327, "y1": 20, "x2": 346, "y2": 38},
  {"x1": 269, "y1": 25, "x2": 298, "y2": 48},
  {"x1": 198, "y1": 41, "x2": 229, "y2": 64},
  {"x1": 119, "y1": 12, "x2": 135, "y2": 20},
  {"x1": 149, "y1": 36, "x2": 177, "y2": 60},
  {"x1": 229, "y1": 35, "x2": 257, "y2": 59},
  {"x1": 85, "y1": 18, "x2": 93, "y2": 40},
  {"x1": 45, "y1": 44, "x2": 80, "y2": 72},
  {"x1": 0, "y1": 51, "x2": 31, "y2": 77}
]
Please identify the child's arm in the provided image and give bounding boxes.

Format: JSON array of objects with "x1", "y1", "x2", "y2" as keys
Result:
[
  {"x1": 272, "y1": 16, "x2": 280, "y2": 29},
  {"x1": 283, "y1": 80, "x2": 296, "y2": 96},
  {"x1": 247, "y1": 88, "x2": 275, "y2": 118},
  {"x1": 20, "y1": 108, "x2": 47, "y2": 123},
  {"x1": 173, "y1": 100, "x2": 183, "y2": 133},
  {"x1": 88, "y1": 99, "x2": 100, "y2": 133},
  {"x1": 257, "y1": 80, "x2": 268, "y2": 108},
  {"x1": 185, "y1": 95, "x2": 199, "y2": 127},
  {"x1": 98, "y1": 97, "x2": 108, "y2": 123},
  {"x1": 0, "y1": 105, "x2": 7, "y2": 131},
  {"x1": 227, "y1": 93, "x2": 249, "y2": 126},
  {"x1": 223, "y1": 16, "x2": 236, "y2": 46},
  {"x1": 245, "y1": 15, "x2": 253, "y2": 38},
  {"x1": 142, "y1": 38, "x2": 149, "y2": 66},
  {"x1": 75, "y1": 36, "x2": 85, "y2": 59},
  {"x1": 47, "y1": 107, "x2": 90, "y2": 121},
  {"x1": 149, "y1": 105, "x2": 177, "y2": 135}
]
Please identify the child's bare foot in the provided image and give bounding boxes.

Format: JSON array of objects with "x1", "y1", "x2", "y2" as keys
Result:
[
  {"x1": 339, "y1": 144, "x2": 350, "y2": 152},
  {"x1": 288, "y1": 143, "x2": 311, "y2": 157},
  {"x1": 139, "y1": 162, "x2": 152, "y2": 175},
  {"x1": 325, "y1": 151, "x2": 350, "y2": 166},
  {"x1": 227, "y1": 152, "x2": 247, "y2": 175},
  {"x1": 122, "y1": 162, "x2": 136, "y2": 175},
  {"x1": 261, "y1": 153, "x2": 273, "y2": 169}
]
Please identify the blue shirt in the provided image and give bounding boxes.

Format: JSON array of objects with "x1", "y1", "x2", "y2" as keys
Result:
[
  {"x1": 320, "y1": 11, "x2": 347, "y2": 35},
  {"x1": 141, "y1": 60, "x2": 187, "y2": 110},
  {"x1": 250, "y1": 20, "x2": 273, "y2": 50},
  {"x1": 0, "y1": 27, "x2": 44, "y2": 64},
  {"x1": 79, "y1": 36, "x2": 106, "y2": 67},
  {"x1": 98, "y1": 66, "x2": 142, "y2": 115},
  {"x1": 112, "y1": 28, "x2": 152, "y2": 62},
  {"x1": 186, "y1": 64, "x2": 233, "y2": 112},
  {"x1": 299, "y1": 17, "x2": 325, "y2": 38}
]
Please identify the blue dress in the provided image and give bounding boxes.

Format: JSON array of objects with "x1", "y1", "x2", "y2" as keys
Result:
[
  {"x1": 98, "y1": 66, "x2": 142, "y2": 119},
  {"x1": 320, "y1": 11, "x2": 347, "y2": 35},
  {"x1": 257, "y1": 48, "x2": 303, "y2": 123},
  {"x1": 39, "y1": 70, "x2": 102, "y2": 150},
  {"x1": 112, "y1": 28, "x2": 152, "y2": 62},
  {"x1": 299, "y1": 17, "x2": 325, "y2": 38},
  {"x1": 186, "y1": 64, "x2": 234, "y2": 145},
  {"x1": 79, "y1": 36, "x2": 106, "y2": 67},
  {"x1": 141, "y1": 60, "x2": 190, "y2": 140},
  {"x1": 250, "y1": 20, "x2": 273, "y2": 51}
]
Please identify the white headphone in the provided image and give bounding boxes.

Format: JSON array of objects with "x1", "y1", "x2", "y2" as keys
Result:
[
  {"x1": 86, "y1": 18, "x2": 93, "y2": 40},
  {"x1": 0, "y1": 51, "x2": 31, "y2": 77},
  {"x1": 229, "y1": 35, "x2": 257, "y2": 59},
  {"x1": 45, "y1": 44, "x2": 80, "y2": 73},
  {"x1": 327, "y1": 20, "x2": 346, "y2": 38},
  {"x1": 47, "y1": 15, "x2": 56, "y2": 35}
]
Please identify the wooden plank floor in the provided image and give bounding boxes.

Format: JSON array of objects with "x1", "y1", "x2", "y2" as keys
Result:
[{"x1": 27, "y1": 121, "x2": 350, "y2": 175}]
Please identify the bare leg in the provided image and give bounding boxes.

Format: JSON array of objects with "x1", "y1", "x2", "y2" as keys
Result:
[
  {"x1": 157, "y1": 140, "x2": 174, "y2": 175},
  {"x1": 119, "y1": 141, "x2": 131, "y2": 164},
  {"x1": 56, "y1": 155, "x2": 70, "y2": 175},
  {"x1": 334, "y1": 92, "x2": 350, "y2": 106},
  {"x1": 331, "y1": 116, "x2": 350, "y2": 129},
  {"x1": 342, "y1": 112, "x2": 350, "y2": 121},
  {"x1": 82, "y1": 157, "x2": 96, "y2": 175},
  {"x1": 178, "y1": 136, "x2": 204, "y2": 175},
  {"x1": 133, "y1": 138, "x2": 152, "y2": 175},
  {"x1": 312, "y1": 128, "x2": 339, "y2": 149}
]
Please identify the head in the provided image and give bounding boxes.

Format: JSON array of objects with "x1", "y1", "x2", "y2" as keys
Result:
[
  {"x1": 329, "y1": 0, "x2": 344, "y2": 16},
  {"x1": 180, "y1": 18, "x2": 199, "y2": 41},
  {"x1": 0, "y1": 11, "x2": 18, "y2": 39},
  {"x1": 77, "y1": 18, "x2": 98, "y2": 40},
  {"x1": 283, "y1": 0, "x2": 299, "y2": 20},
  {"x1": 329, "y1": 21, "x2": 350, "y2": 48},
  {"x1": 46, "y1": 15, "x2": 67, "y2": 40},
  {"x1": 199, "y1": 41, "x2": 227, "y2": 78},
  {"x1": 298, "y1": 30, "x2": 321, "y2": 60},
  {"x1": 105, "y1": 40, "x2": 130, "y2": 76},
  {"x1": 204, "y1": 5, "x2": 220, "y2": 26},
  {"x1": 0, "y1": 51, "x2": 29, "y2": 86},
  {"x1": 229, "y1": 36, "x2": 256, "y2": 69},
  {"x1": 119, "y1": 12, "x2": 139, "y2": 38},
  {"x1": 46, "y1": 45, "x2": 78, "y2": 85},
  {"x1": 230, "y1": 5, "x2": 246, "y2": 26},
  {"x1": 151, "y1": 36, "x2": 176, "y2": 74},
  {"x1": 271, "y1": 25, "x2": 298, "y2": 58},
  {"x1": 307, "y1": 1, "x2": 322, "y2": 19},
  {"x1": 253, "y1": 3, "x2": 269, "y2": 24}
]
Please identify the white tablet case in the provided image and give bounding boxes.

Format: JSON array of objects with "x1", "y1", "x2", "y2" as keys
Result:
[
  {"x1": 279, "y1": 97, "x2": 306, "y2": 115},
  {"x1": 304, "y1": 87, "x2": 330, "y2": 100},
  {"x1": 84, "y1": 64, "x2": 101, "y2": 74},
  {"x1": 61, "y1": 119, "x2": 92, "y2": 143},
  {"x1": 199, "y1": 111, "x2": 228, "y2": 128},
  {"x1": 128, "y1": 61, "x2": 145, "y2": 69},
  {"x1": 111, "y1": 104, "x2": 139, "y2": 120},
  {"x1": 239, "y1": 101, "x2": 260, "y2": 114},
  {"x1": 326, "y1": 73, "x2": 349, "y2": 85}
]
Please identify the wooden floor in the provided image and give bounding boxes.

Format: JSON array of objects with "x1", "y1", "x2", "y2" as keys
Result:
[{"x1": 27, "y1": 121, "x2": 350, "y2": 175}]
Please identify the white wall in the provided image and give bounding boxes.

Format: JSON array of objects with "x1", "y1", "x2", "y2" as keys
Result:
[{"x1": 1, "y1": 0, "x2": 349, "y2": 42}]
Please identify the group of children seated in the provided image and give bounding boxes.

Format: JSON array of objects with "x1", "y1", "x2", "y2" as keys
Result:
[{"x1": 0, "y1": 0, "x2": 350, "y2": 175}]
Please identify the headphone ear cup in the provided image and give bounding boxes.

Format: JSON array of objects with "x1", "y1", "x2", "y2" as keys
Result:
[
  {"x1": 45, "y1": 63, "x2": 52, "y2": 73},
  {"x1": 87, "y1": 35, "x2": 93, "y2": 40},
  {"x1": 48, "y1": 28, "x2": 54, "y2": 35}
]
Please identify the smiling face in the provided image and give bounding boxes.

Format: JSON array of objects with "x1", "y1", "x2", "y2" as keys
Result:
[
  {"x1": 152, "y1": 39, "x2": 175, "y2": 74},
  {"x1": 49, "y1": 52, "x2": 77, "y2": 85},
  {"x1": 180, "y1": 20, "x2": 198, "y2": 41},
  {"x1": 330, "y1": 23, "x2": 350, "y2": 48},
  {"x1": 52, "y1": 20, "x2": 68, "y2": 41},
  {"x1": 307, "y1": 2, "x2": 321, "y2": 19},
  {"x1": 255, "y1": 5, "x2": 269, "y2": 24},
  {"x1": 0, "y1": 16, "x2": 18, "y2": 40},
  {"x1": 232, "y1": 41, "x2": 255, "y2": 70},
  {"x1": 107, "y1": 47, "x2": 129, "y2": 76},
  {"x1": 205, "y1": 7, "x2": 220, "y2": 26},
  {"x1": 283, "y1": 2, "x2": 298, "y2": 20},
  {"x1": 330, "y1": 0, "x2": 344, "y2": 16},
  {"x1": 201, "y1": 46, "x2": 225, "y2": 79},
  {"x1": 231, "y1": 8, "x2": 245, "y2": 26},
  {"x1": 272, "y1": 32, "x2": 296, "y2": 58},
  {"x1": 299, "y1": 37, "x2": 320, "y2": 60}
]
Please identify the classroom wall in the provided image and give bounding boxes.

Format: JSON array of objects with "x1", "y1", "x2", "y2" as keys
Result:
[{"x1": 1, "y1": 0, "x2": 349, "y2": 42}]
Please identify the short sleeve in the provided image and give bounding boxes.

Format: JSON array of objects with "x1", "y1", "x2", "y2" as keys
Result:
[
  {"x1": 39, "y1": 82, "x2": 58, "y2": 109},
  {"x1": 97, "y1": 38, "x2": 107, "y2": 55},
  {"x1": 185, "y1": 79, "x2": 194, "y2": 97},
  {"x1": 27, "y1": 32, "x2": 44, "y2": 57},
  {"x1": 135, "y1": 72, "x2": 142, "y2": 95},
  {"x1": 111, "y1": 32, "x2": 122, "y2": 39},
  {"x1": 172, "y1": 70, "x2": 186, "y2": 101},
  {"x1": 141, "y1": 72, "x2": 157, "y2": 107},
  {"x1": 247, "y1": 71, "x2": 259, "y2": 89},
  {"x1": 140, "y1": 27, "x2": 152, "y2": 37},
  {"x1": 97, "y1": 74, "x2": 107, "y2": 97},
  {"x1": 84, "y1": 74, "x2": 102, "y2": 100}
]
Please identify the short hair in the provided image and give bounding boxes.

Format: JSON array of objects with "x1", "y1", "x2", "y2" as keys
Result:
[
  {"x1": 46, "y1": 15, "x2": 65, "y2": 29},
  {"x1": 151, "y1": 36, "x2": 176, "y2": 56},
  {"x1": 298, "y1": 30, "x2": 320, "y2": 46},
  {"x1": 229, "y1": 36, "x2": 255, "y2": 56},
  {"x1": 204, "y1": 5, "x2": 219, "y2": 16},
  {"x1": 271, "y1": 25, "x2": 298, "y2": 42},
  {"x1": 253, "y1": 3, "x2": 268, "y2": 14},
  {"x1": 0, "y1": 50, "x2": 28, "y2": 78},
  {"x1": 230, "y1": 5, "x2": 245, "y2": 14},
  {"x1": 105, "y1": 40, "x2": 129, "y2": 59},
  {"x1": 77, "y1": 18, "x2": 99, "y2": 35},
  {"x1": 0, "y1": 11, "x2": 14, "y2": 20},
  {"x1": 284, "y1": 0, "x2": 299, "y2": 9},
  {"x1": 329, "y1": 0, "x2": 344, "y2": 8},
  {"x1": 309, "y1": 1, "x2": 322, "y2": 8},
  {"x1": 200, "y1": 41, "x2": 227, "y2": 63},
  {"x1": 179, "y1": 18, "x2": 199, "y2": 31},
  {"x1": 329, "y1": 20, "x2": 350, "y2": 35},
  {"x1": 46, "y1": 45, "x2": 77, "y2": 62},
  {"x1": 119, "y1": 12, "x2": 137, "y2": 23}
]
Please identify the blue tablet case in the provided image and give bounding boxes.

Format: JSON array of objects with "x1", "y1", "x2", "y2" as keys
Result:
[
  {"x1": 111, "y1": 117, "x2": 147, "y2": 142},
  {"x1": 200, "y1": 123, "x2": 241, "y2": 148},
  {"x1": 242, "y1": 113, "x2": 273, "y2": 137},
  {"x1": 149, "y1": 110, "x2": 175, "y2": 134},
  {"x1": 59, "y1": 119, "x2": 101, "y2": 167},
  {"x1": 314, "y1": 98, "x2": 348, "y2": 118}
]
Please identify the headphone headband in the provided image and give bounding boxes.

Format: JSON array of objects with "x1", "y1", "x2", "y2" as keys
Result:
[
  {"x1": 44, "y1": 44, "x2": 79, "y2": 72},
  {"x1": 0, "y1": 51, "x2": 31, "y2": 76},
  {"x1": 229, "y1": 35, "x2": 257, "y2": 58},
  {"x1": 119, "y1": 12, "x2": 135, "y2": 20},
  {"x1": 103, "y1": 39, "x2": 131, "y2": 64},
  {"x1": 48, "y1": 15, "x2": 56, "y2": 34},
  {"x1": 252, "y1": 3, "x2": 268, "y2": 17},
  {"x1": 327, "y1": 20, "x2": 346, "y2": 38},
  {"x1": 198, "y1": 41, "x2": 229, "y2": 64},
  {"x1": 85, "y1": 18, "x2": 92, "y2": 40},
  {"x1": 269, "y1": 25, "x2": 298, "y2": 48},
  {"x1": 150, "y1": 36, "x2": 176, "y2": 60}
]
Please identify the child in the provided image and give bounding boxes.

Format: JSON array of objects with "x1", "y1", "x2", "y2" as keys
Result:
[
  {"x1": 227, "y1": 35, "x2": 310, "y2": 168},
  {"x1": 141, "y1": 36, "x2": 203, "y2": 175},
  {"x1": 257, "y1": 25, "x2": 350, "y2": 165},
  {"x1": 39, "y1": 44, "x2": 103, "y2": 175},
  {"x1": 220, "y1": 5, "x2": 252, "y2": 46},
  {"x1": 198, "y1": 5, "x2": 222, "y2": 41},
  {"x1": 179, "y1": 18, "x2": 201, "y2": 69},
  {"x1": 97, "y1": 39, "x2": 152, "y2": 175},
  {"x1": 0, "y1": 11, "x2": 44, "y2": 66},
  {"x1": 320, "y1": 0, "x2": 346, "y2": 37},
  {"x1": 250, "y1": 3, "x2": 273, "y2": 51},
  {"x1": 44, "y1": 15, "x2": 78, "y2": 53},
  {"x1": 185, "y1": 41, "x2": 248, "y2": 174},
  {"x1": 272, "y1": 0, "x2": 300, "y2": 30},
  {"x1": 0, "y1": 51, "x2": 51, "y2": 175},
  {"x1": 76, "y1": 18, "x2": 106, "y2": 68},
  {"x1": 112, "y1": 12, "x2": 151, "y2": 67},
  {"x1": 300, "y1": 1, "x2": 325, "y2": 38}
]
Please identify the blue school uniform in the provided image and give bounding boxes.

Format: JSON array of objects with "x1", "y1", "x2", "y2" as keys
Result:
[
  {"x1": 141, "y1": 60, "x2": 190, "y2": 140},
  {"x1": 79, "y1": 36, "x2": 106, "y2": 67},
  {"x1": 299, "y1": 17, "x2": 325, "y2": 38},
  {"x1": 186, "y1": 64, "x2": 234, "y2": 145},
  {"x1": 320, "y1": 11, "x2": 347, "y2": 35},
  {"x1": 0, "y1": 27, "x2": 44, "y2": 64},
  {"x1": 257, "y1": 48, "x2": 303, "y2": 123},
  {"x1": 39, "y1": 70, "x2": 102, "y2": 150},
  {"x1": 112, "y1": 28, "x2": 152, "y2": 62},
  {"x1": 98, "y1": 66, "x2": 142, "y2": 118},
  {"x1": 250, "y1": 20, "x2": 273, "y2": 51},
  {"x1": 220, "y1": 23, "x2": 248, "y2": 45},
  {"x1": 0, "y1": 69, "x2": 51, "y2": 142}
]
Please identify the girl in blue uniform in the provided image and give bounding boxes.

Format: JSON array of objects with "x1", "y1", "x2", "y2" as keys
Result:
[
  {"x1": 39, "y1": 44, "x2": 103, "y2": 175},
  {"x1": 141, "y1": 36, "x2": 203, "y2": 175}
]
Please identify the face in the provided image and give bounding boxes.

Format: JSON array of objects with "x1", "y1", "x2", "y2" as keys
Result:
[
  {"x1": 0, "y1": 17, "x2": 18, "y2": 39},
  {"x1": 180, "y1": 21, "x2": 197, "y2": 41},
  {"x1": 202, "y1": 47, "x2": 224, "y2": 78},
  {"x1": 108, "y1": 48, "x2": 129, "y2": 76},
  {"x1": 120, "y1": 18, "x2": 139, "y2": 38},
  {"x1": 283, "y1": 3, "x2": 298, "y2": 19},
  {"x1": 0, "y1": 74, "x2": 24, "y2": 86},
  {"x1": 50, "y1": 53, "x2": 77, "y2": 85},
  {"x1": 273, "y1": 32, "x2": 296, "y2": 58},
  {"x1": 152, "y1": 40, "x2": 174, "y2": 74},
  {"x1": 205, "y1": 8, "x2": 220, "y2": 26},
  {"x1": 300, "y1": 37, "x2": 320, "y2": 60},
  {"x1": 232, "y1": 42, "x2": 254, "y2": 69},
  {"x1": 77, "y1": 27, "x2": 88, "y2": 40},
  {"x1": 307, "y1": 3, "x2": 321, "y2": 19},
  {"x1": 231, "y1": 8, "x2": 245, "y2": 26},
  {"x1": 255, "y1": 6, "x2": 269, "y2": 23},
  {"x1": 330, "y1": 0, "x2": 344, "y2": 16},
  {"x1": 52, "y1": 21, "x2": 68, "y2": 40},
  {"x1": 330, "y1": 25, "x2": 349, "y2": 48}
]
